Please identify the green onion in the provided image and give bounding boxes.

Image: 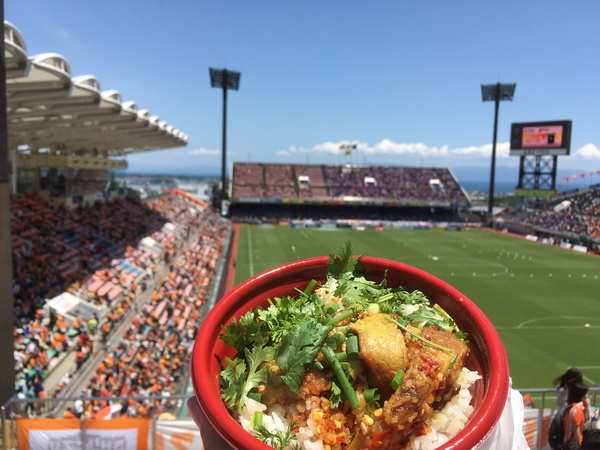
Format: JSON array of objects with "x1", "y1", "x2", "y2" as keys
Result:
[
  {"x1": 321, "y1": 346, "x2": 360, "y2": 410},
  {"x1": 247, "y1": 391, "x2": 262, "y2": 403},
  {"x1": 330, "y1": 305, "x2": 363, "y2": 325},
  {"x1": 336, "y1": 352, "x2": 348, "y2": 362},
  {"x1": 449, "y1": 353, "x2": 458, "y2": 369},
  {"x1": 253, "y1": 411, "x2": 264, "y2": 429},
  {"x1": 334, "y1": 325, "x2": 348, "y2": 335},
  {"x1": 391, "y1": 369, "x2": 405, "y2": 391},
  {"x1": 313, "y1": 360, "x2": 325, "y2": 371},
  {"x1": 303, "y1": 279, "x2": 318, "y2": 296},
  {"x1": 346, "y1": 334, "x2": 359, "y2": 359},
  {"x1": 326, "y1": 333, "x2": 345, "y2": 349},
  {"x1": 364, "y1": 388, "x2": 380, "y2": 406},
  {"x1": 433, "y1": 303, "x2": 451, "y2": 319},
  {"x1": 376, "y1": 292, "x2": 394, "y2": 303},
  {"x1": 326, "y1": 303, "x2": 340, "y2": 315}
]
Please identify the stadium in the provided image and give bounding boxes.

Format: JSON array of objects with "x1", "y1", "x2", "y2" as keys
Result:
[{"x1": 2, "y1": 12, "x2": 600, "y2": 450}]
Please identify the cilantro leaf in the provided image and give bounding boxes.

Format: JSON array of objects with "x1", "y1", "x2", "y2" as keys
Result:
[
  {"x1": 257, "y1": 295, "x2": 321, "y2": 344},
  {"x1": 329, "y1": 380, "x2": 342, "y2": 408},
  {"x1": 220, "y1": 310, "x2": 265, "y2": 353},
  {"x1": 255, "y1": 421, "x2": 300, "y2": 450},
  {"x1": 405, "y1": 302, "x2": 465, "y2": 337},
  {"x1": 221, "y1": 345, "x2": 275, "y2": 414},
  {"x1": 327, "y1": 240, "x2": 357, "y2": 278},
  {"x1": 276, "y1": 321, "x2": 333, "y2": 394}
]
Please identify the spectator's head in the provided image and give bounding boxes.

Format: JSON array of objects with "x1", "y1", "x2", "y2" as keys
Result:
[
  {"x1": 562, "y1": 439, "x2": 582, "y2": 450},
  {"x1": 567, "y1": 382, "x2": 588, "y2": 404},
  {"x1": 555, "y1": 367, "x2": 584, "y2": 388},
  {"x1": 583, "y1": 429, "x2": 600, "y2": 450}
]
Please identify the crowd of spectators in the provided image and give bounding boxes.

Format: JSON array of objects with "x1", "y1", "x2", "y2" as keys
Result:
[
  {"x1": 76, "y1": 223, "x2": 229, "y2": 419},
  {"x1": 230, "y1": 163, "x2": 470, "y2": 205},
  {"x1": 10, "y1": 190, "x2": 231, "y2": 417},
  {"x1": 230, "y1": 203, "x2": 463, "y2": 225},
  {"x1": 499, "y1": 187, "x2": 600, "y2": 242}
]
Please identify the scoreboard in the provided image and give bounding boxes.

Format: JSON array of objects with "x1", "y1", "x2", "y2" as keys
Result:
[{"x1": 510, "y1": 120, "x2": 572, "y2": 156}]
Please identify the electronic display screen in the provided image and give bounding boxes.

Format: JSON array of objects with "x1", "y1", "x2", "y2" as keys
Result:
[
  {"x1": 522, "y1": 125, "x2": 563, "y2": 148},
  {"x1": 510, "y1": 120, "x2": 572, "y2": 156}
]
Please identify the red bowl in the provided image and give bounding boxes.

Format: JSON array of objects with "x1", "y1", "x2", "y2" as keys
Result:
[{"x1": 192, "y1": 256, "x2": 509, "y2": 449}]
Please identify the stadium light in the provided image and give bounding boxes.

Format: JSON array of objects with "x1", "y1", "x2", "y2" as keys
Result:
[
  {"x1": 210, "y1": 67, "x2": 241, "y2": 208},
  {"x1": 481, "y1": 82, "x2": 516, "y2": 224}
]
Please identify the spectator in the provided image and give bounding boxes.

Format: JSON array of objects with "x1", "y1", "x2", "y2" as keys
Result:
[
  {"x1": 87, "y1": 314, "x2": 98, "y2": 336},
  {"x1": 564, "y1": 383, "x2": 590, "y2": 444},
  {"x1": 562, "y1": 439, "x2": 582, "y2": 450},
  {"x1": 555, "y1": 368, "x2": 584, "y2": 408},
  {"x1": 583, "y1": 429, "x2": 600, "y2": 450}
]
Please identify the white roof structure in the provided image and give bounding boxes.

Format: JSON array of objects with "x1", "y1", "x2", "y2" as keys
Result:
[{"x1": 3, "y1": 20, "x2": 188, "y2": 157}]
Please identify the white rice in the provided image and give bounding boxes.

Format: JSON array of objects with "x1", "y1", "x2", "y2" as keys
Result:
[
  {"x1": 238, "y1": 367, "x2": 481, "y2": 450},
  {"x1": 410, "y1": 367, "x2": 481, "y2": 449}
]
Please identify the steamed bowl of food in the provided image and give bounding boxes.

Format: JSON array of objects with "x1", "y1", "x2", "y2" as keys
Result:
[{"x1": 191, "y1": 243, "x2": 509, "y2": 450}]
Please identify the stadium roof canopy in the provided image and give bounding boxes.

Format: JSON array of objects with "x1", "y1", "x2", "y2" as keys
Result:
[{"x1": 3, "y1": 21, "x2": 188, "y2": 157}]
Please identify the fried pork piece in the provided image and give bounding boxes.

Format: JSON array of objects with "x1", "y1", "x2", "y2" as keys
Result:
[
  {"x1": 350, "y1": 313, "x2": 408, "y2": 400},
  {"x1": 261, "y1": 367, "x2": 332, "y2": 406},
  {"x1": 349, "y1": 325, "x2": 469, "y2": 450}
]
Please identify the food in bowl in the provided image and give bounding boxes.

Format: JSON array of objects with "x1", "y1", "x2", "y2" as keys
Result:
[{"x1": 214, "y1": 242, "x2": 486, "y2": 449}]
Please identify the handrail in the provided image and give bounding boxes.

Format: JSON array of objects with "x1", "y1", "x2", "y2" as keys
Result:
[{"x1": 2, "y1": 388, "x2": 600, "y2": 450}]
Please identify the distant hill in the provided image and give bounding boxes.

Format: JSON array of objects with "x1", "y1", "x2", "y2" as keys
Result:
[
  {"x1": 451, "y1": 165, "x2": 598, "y2": 190},
  {"x1": 124, "y1": 162, "x2": 597, "y2": 192}
]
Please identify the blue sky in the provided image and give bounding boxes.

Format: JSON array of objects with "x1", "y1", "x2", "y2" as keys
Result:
[{"x1": 6, "y1": 1, "x2": 600, "y2": 185}]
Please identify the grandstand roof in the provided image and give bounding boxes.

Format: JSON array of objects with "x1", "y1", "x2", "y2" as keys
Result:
[{"x1": 4, "y1": 21, "x2": 188, "y2": 157}]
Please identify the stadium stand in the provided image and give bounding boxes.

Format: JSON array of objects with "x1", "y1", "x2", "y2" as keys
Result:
[
  {"x1": 232, "y1": 162, "x2": 469, "y2": 203},
  {"x1": 498, "y1": 184, "x2": 600, "y2": 254},
  {"x1": 229, "y1": 162, "x2": 472, "y2": 225},
  {"x1": 11, "y1": 191, "x2": 231, "y2": 419}
]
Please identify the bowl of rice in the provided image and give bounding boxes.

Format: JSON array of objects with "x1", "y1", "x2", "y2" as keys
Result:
[{"x1": 192, "y1": 249, "x2": 509, "y2": 450}]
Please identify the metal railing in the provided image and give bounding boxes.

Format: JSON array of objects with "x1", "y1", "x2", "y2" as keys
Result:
[
  {"x1": 519, "y1": 387, "x2": 599, "y2": 450},
  {"x1": 0, "y1": 394, "x2": 192, "y2": 450},
  {"x1": 2, "y1": 387, "x2": 599, "y2": 450}
]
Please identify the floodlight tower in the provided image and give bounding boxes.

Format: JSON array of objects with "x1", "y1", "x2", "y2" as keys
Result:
[
  {"x1": 210, "y1": 67, "x2": 241, "y2": 207},
  {"x1": 481, "y1": 82, "x2": 516, "y2": 224}
]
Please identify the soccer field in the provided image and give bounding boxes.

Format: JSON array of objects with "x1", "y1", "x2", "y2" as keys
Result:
[{"x1": 232, "y1": 225, "x2": 600, "y2": 390}]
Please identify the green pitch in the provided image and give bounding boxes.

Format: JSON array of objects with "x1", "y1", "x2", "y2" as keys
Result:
[{"x1": 232, "y1": 225, "x2": 600, "y2": 390}]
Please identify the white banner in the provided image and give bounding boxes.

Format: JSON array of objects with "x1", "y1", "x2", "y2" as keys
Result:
[
  {"x1": 29, "y1": 429, "x2": 81, "y2": 450},
  {"x1": 17, "y1": 418, "x2": 150, "y2": 450},
  {"x1": 29, "y1": 428, "x2": 140, "y2": 450},
  {"x1": 154, "y1": 420, "x2": 203, "y2": 450}
]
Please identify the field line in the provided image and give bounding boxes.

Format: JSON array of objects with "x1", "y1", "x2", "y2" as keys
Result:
[
  {"x1": 247, "y1": 227, "x2": 254, "y2": 277},
  {"x1": 576, "y1": 366, "x2": 600, "y2": 385},
  {"x1": 515, "y1": 316, "x2": 598, "y2": 328}
]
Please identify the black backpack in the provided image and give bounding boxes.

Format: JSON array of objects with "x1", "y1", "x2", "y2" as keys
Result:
[{"x1": 548, "y1": 404, "x2": 573, "y2": 449}]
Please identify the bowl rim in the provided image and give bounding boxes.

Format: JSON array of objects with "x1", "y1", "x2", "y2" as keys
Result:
[{"x1": 192, "y1": 255, "x2": 510, "y2": 450}]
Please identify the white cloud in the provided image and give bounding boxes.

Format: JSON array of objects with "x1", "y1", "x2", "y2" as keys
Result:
[
  {"x1": 277, "y1": 140, "x2": 512, "y2": 159},
  {"x1": 276, "y1": 145, "x2": 312, "y2": 156},
  {"x1": 368, "y1": 140, "x2": 450, "y2": 157},
  {"x1": 314, "y1": 141, "x2": 348, "y2": 153},
  {"x1": 275, "y1": 141, "x2": 600, "y2": 170},
  {"x1": 573, "y1": 143, "x2": 600, "y2": 159},
  {"x1": 188, "y1": 148, "x2": 220, "y2": 156},
  {"x1": 452, "y1": 142, "x2": 511, "y2": 158}
]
